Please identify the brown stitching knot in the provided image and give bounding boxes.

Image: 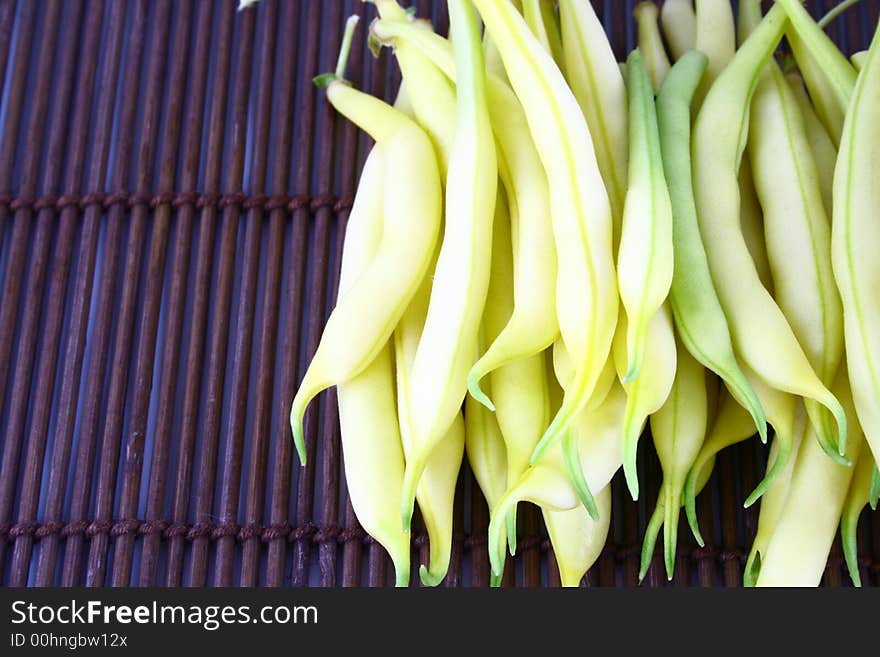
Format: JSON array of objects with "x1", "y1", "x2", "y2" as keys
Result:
[
  {"x1": 219, "y1": 192, "x2": 246, "y2": 209},
  {"x1": 35, "y1": 521, "x2": 65, "y2": 539},
  {"x1": 186, "y1": 522, "x2": 213, "y2": 541},
  {"x1": 337, "y1": 527, "x2": 364, "y2": 544},
  {"x1": 85, "y1": 520, "x2": 112, "y2": 538},
  {"x1": 289, "y1": 523, "x2": 316, "y2": 543},
  {"x1": 34, "y1": 196, "x2": 58, "y2": 211},
  {"x1": 312, "y1": 525, "x2": 341, "y2": 544},
  {"x1": 78, "y1": 193, "x2": 106, "y2": 210},
  {"x1": 10, "y1": 197, "x2": 34, "y2": 211},
  {"x1": 102, "y1": 192, "x2": 129, "y2": 209},
  {"x1": 138, "y1": 520, "x2": 169, "y2": 536},
  {"x1": 172, "y1": 192, "x2": 199, "y2": 208},
  {"x1": 196, "y1": 193, "x2": 220, "y2": 209},
  {"x1": 333, "y1": 197, "x2": 354, "y2": 213},
  {"x1": 163, "y1": 522, "x2": 189, "y2": 539},
  {"x1": 719, "y1": 549, "x2": 746, "y2": 564},
  {"x1": 126, "y1": 193, "x2": 152, "y2": 209},
  {"x1": 210, "y1": 522, "x2": 240, "y2": 540},
  {"x1": 8, "y1": 522, "x2": 39, "y2": 539},
  {"x1": 110, "y1": 519, "x2": 141, "y2": 538},
  {"x1": 261, "y1": 523, "x2": 291, "y2": 542},
  {"x1": 61, "y1": 521, "x2": 89, "y2": 538},
  {"x1": 238, "y1": 523, "x2": 263, "y2": 541},
  {"x1": 288, "y1": 195, "x2": 311, "y2": 212},
  {"x1": 150, "y1": 193, "x2": 176, "y2": 208},
  {"x1": 309, "y1": 194, "x2": 336, "y2": 212},
  {"x1": 265, "y1": 195, "x2": 290, "y2": 211},
  {"x1": 242, "y1": 194, "x2": 269, "y2": 210},
  {"x1": 57, "y1": 195, "x2": 82, "y2": 210}
]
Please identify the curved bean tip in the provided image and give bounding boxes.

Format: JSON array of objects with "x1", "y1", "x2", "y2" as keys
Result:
[
  {"x1": 684, "y1": 479, "x2": 705, "y2": 547},
  {"x1": 394, "y1": 566, "x2": 411, "y2": 588},
  {"x1": 505, "y1": 511, "x2": 517, "y2": 556},
  {"x1": 624, "y1": 464, "x2": 640, "y2": 501},
  {"x1": 664, "y1": 556, "x2": 674, "y2": 582},
  {"x1": 290, "y1": 414, "x2": 308, "y2": 466},
  {"x1": 870, "y1": 468, "x2": 880, "y2": 510},
  {"x1": 744, "y1": 551, "x2": 762, "y2": 587},
  {"x1": 418, "y1": 564, "x2": 445, "y2": 587},
  {"x1": 312, "y1": 73, "x2": 341, "y2": 89},
  {"x1": 466, "y1": 372, "x2": 497, "y2": 412}
]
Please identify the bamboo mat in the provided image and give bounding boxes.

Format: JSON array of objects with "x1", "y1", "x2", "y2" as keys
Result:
[{"x1": 0, "y1": 0, "x2": 877, "y2": 588}]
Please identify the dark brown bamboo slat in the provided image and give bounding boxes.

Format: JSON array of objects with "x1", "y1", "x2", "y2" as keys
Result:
[
  {"x1": 110, "y1": 0, "x2": 194, "y2": 587},
  {"x1": 265, "y1": 0, "x2": 318, "y2": 588},
  {"x1": 7, "y1": 0, "x2": 95, "y2": 587},
  {"x1": 0, "y1": 0, "x2": 877, "y2": 589},
  {"x1": 188, "y1": 0, "x2": 256, "y2": 587},
  {"x1": 0, "y1": 1, "x2": 16, "y2": 113},
  {"x1": 84, "y1": 0, "x2": 174, "y2": 587},
  {"x1": 0, "y1": 0, "x2": 63, "y2": 578},
  {"x1": 60, "y1": 0, "x2": 149, "y2": 586},
  {"x1": 138, "y1": 0, "x2": 214, "y2": 588},
  {"x1": 0, "y1": 0, "x2": 35, "y2": 253},
  {"x1": 213, "y1": 0, "x2": 277, "y2": 588},
  {"x1": 290, "y1": 0, "x2": 341, "y2": 588},
  {"x1": 239, "y1": 0, "x2": 297, "y2": 589},
  {"x1": 718, "y1": 448, "x2": 742, "y2": 586},
  {"x1": 696, "y1": 473, "x2": 718, "y2": 587},
  {"x1": 37, "y1": 0, "x2": 127, "y2": 587},
  {"x1": 165, "y1": 0, "x2": 236, "y2": 588}
]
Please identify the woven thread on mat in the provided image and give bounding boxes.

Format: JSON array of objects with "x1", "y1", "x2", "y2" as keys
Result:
[
  {"x1": 0, "y1": 192, "x2": 355, "y2": 213},
  {"x1": 4, "y1": 520, "x2": 875, "y2": 572}
]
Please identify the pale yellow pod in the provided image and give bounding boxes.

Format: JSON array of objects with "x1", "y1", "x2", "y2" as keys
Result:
[
  {"x1": 642, "y1": 335, "x2": 707, "y2": 581},
  {"x1": 660, "y1": 0, "x2": 696, "y2": 61},
  {"x1": 367, "y1": 20, "x2": 559, "y2": 399},
  {"x1": 395, "y1": 261, "x2": 466, "y2": 586},
  {"x1": 851, "y1": 50, "x2": 868, "y2": 71},
  {"x1": 486, "y1": 383, "x2": 627, "y2": 577},
  {"x1": 634, "y1": 2, "x2": 671, "y2": 91},
  {"x1": 617, "y1": 50, "x2": 674, "y2": 384},
  {"x1": 472, "y1": 0, "x2": 618, "y2": 471},
  {"x1": 743, "y1": 405, "x2": 807, "y2": 586},
  {"x1": 748, "y1": 64, "x2": 842, "y2": 388},
  {"x1": 831, "y1": 27, "x2": 880, "y2": 475},
  {"x1": 336, "y1": 145, "x2": 410, "y2": 587},
  {"x1": 840, "y1": 447, "x2": 878, "y2": 586},
  {"x1": 558, "y1": 0, "x2": 628, "y2": 236},
  {"x1": 374, "y1": 0, "x2": 456, "y2": 174},
  {"x1": 402, "y1": 0, "x2": 497, "y2": 541},
  {"x1": 522, "y1": 0, "x2": 565, "y2": 75},
  {"x1": 291, "y1": 43, "x2": 442, "y2": 466},
  {"x1": 785, "y1": 73, "x2": 837, "y2": 220},
  {"x1": 613, "y1": 304, "x2": 678, "y2": 501},
  {"x1": 738, "y1": 158, "x2": 773, "y2": 294},
  {"x1": 757, "y1": 377, "x2": 866, "y2": 587},
  {"x1": 693, "y1": 0, "x2": 736, "y2": 109},
  {"x1": 543, "y1": 487, "x2": 611, "y2": 588}
]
